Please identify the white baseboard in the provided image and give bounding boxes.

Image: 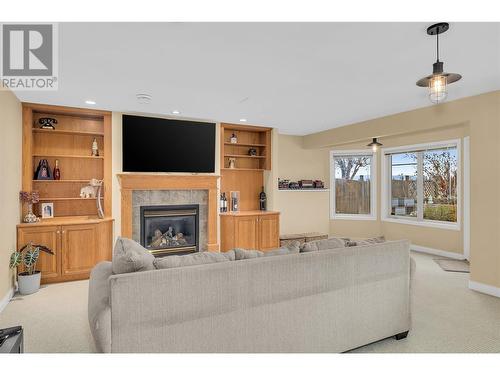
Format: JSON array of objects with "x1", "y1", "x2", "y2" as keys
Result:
[
  {"x1": 410, "y1": 244, "x2": 465, "y2": 260},
  {"x1": 469, "y1": 281, "x2": 500, "y2": 298},
  {"x1": 0, "y1": 287, "x2": 14, "y2": 314}
]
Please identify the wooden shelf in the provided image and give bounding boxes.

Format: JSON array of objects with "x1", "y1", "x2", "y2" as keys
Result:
[
  {"x1": 33, "y1": 179, "x2": 90, "y2": 183},
  {"x1": 33, "y1": 154, "x2": 104, "y2": 159},
  {"x1": 221, "y1": 168, "x2": 265, "y2": 171},
  {"x1": 278, "y1": 189, "x2": 330, "y2": 192},
  {"x1": 17, "y1": 215, "x2": 113, "y2": 228},
  {"x1": 224, "y1": 154, "x2": 266, "y2": 159},
  {"x1": 38, "y1": 197, "x2": 104, "y2": 201},
  {"x1": 32, "y1": 128, "x2": 104, "y2": 136},
  {"x1": 223, "y1": 142, "x2": 266, "y2": 147}
]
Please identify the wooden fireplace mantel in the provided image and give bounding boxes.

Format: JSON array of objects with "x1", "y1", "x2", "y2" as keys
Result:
[{"x1": 117, "y1": 174, "x2": 220, "y2": 251}]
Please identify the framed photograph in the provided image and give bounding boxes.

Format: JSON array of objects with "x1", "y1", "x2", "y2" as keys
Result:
[{"x1": 41, "y1": 203, "x2": 54, "y2": 219}]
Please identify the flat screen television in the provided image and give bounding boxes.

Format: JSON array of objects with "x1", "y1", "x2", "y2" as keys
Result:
[{"x1": 122, "y1": 115, "x2": 216, "y2": 173}]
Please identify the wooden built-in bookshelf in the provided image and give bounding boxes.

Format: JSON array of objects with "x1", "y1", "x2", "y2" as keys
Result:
[
  {"x1": 220, "y1": 123, "x2": 272, "y2": 171},
  {"x1": 18, "y1": 103, "x2": 114, "y2": 284},
  {"x1": 220, "y1": 123, "x2": 272, "y2": 211},
  {"x1": 22, "y1": 103, "x2": 112, "y2": 219}
]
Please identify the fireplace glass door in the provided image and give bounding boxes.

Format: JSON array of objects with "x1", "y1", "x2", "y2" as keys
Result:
[{"x1": 140, "y1": 205, "x2": 199, "y2": 256}]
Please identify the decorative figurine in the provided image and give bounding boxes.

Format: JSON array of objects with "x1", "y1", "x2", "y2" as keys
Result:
[
  {"x1": 229, "y1": 133, "x2": 238, "y2": 144},
  {"x1": 248, "y1": 148, "x2": 257, "y2": 156},
  {"x1": 259, "y1": 186, "x2": 267, "y2": 211},
  {"x1": 80, "y1": 185, "x2": 96, "y2": 199},
  {"x1": 228, "y1": 157, "x2": 236, "y2": 169},
  {"x1": 38, "y1": 117, "x2": 57, "y2": 130},
  {"x1": 80, "y1": 178, "x2": 101, "y2": 199},
  {"x1": 34, "y1": 159, "x2": 53, "y2": 180},
  {"x1": 53, "y1": 159, "x2": 61, "y2": 180},
  {"x1": 91, "y1": 138, "x2": 99, "y2": 156}
]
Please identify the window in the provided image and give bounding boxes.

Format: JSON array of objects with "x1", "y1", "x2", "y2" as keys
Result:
[
  {"x1": 330, "y1": 151, "x2": 376, "y2": 219},
  {"x1": 383, "y1": 140, "x2": 460, "y2": 229}
]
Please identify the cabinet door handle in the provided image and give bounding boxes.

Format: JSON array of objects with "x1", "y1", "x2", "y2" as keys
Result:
[
  {"x1": 56, "y1": 230, "x2": 60, "y2": 234},
  {"x1": 62, "y1": 230, "x2": 66, "y2": 234}
]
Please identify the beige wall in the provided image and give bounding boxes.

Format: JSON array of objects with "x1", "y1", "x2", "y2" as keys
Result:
[
  {"x1": 0, "y1": 89, "x2": 22, "y2": 301},
  {"x1": 302, "y1": 91, "x2": 500, "y2": 289},
  {"x1": 273, "y1": 134, "x2": 330, "y2": 234}
]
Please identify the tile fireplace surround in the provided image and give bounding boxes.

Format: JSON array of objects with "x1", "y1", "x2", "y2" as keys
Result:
[
  {"x1": 117, "y1": 174, "x2": 220, "y2": 251},
  {"x1": 133, "y1": 192, "x2": 206, "y2": 251}
]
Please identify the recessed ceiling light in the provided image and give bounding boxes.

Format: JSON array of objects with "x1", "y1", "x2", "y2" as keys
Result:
[
  {"x1": 85, "y1": 100, "x2": 96, "y2": 105},
  {"x1": 239, "y1": 118, "x2": 247, "y2": 122},
  {"x1": 172, "y1": 110, "x2": 181, "y2": 115},
  {"x1": 136, "y1": 93, "x2": 152, "y2": 104}
]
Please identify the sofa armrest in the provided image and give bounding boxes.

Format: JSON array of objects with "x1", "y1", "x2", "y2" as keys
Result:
[{"x1": 88, "y1": 261, "x2": 113, "y2": 353}]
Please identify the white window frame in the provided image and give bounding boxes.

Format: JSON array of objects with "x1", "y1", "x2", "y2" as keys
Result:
[
  {"x1": 381, "y1": 139, "x2": 461, "y2": 231},
  {"x1": 330, "y1": 150, "x2": 377, "y2": 220}
]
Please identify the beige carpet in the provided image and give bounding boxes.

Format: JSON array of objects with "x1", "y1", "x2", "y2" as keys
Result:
[{"x1": 1, "y1": 252, "x2": 499, "y2": 353}]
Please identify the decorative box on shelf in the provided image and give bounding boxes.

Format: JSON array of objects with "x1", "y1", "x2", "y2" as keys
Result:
[{"x1": 278, "y1": 178, "x2": 328, "y2": 191}]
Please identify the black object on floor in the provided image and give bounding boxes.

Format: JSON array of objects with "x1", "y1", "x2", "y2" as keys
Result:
[
  {"x1": 395, "y1": 331, "x2": 409, "y2": 340},
  {"x1": 0, "y1": 326, "x2": 23, "y2": 353}
]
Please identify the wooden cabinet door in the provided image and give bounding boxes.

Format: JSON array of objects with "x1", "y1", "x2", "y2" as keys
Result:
[
  {"x1": 258, "y1": 214, "x2": 280, "y2": 251},
  {"x1": 61, "y1": 224, "x2": 98, "y2": 277},
  {"x1": 234, "y1": 216, "x2": 259, "y2": 249},
  {"x1": 17, "y1": 226, "x2": 61, "y2": 282}
]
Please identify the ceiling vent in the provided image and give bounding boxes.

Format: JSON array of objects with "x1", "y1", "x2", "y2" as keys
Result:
[{"x1": 136, "y1": 93, "x2": 152, "y2": 104}]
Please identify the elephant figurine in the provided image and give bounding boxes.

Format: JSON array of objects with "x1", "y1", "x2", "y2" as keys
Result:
[{"x1": 80, "y1": 185, "x2": 97, "y2": 199}]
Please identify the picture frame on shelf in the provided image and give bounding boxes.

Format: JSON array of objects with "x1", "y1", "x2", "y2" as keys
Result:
[{"x1": 41, "y1": 203, "x2": 54, "y2": 219}]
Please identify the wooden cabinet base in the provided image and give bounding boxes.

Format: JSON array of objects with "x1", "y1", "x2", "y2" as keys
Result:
[
  {"x1": 17, "y1": 218, "x2": 113, "y2": 284},
  {"x1": 220, "y1": 211, "x2": 280, "y2": 251}
]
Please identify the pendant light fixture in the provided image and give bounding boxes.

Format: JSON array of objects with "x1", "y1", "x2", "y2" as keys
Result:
[
  {"x1": 367, "y1": 138, "x2": 383, "y2": 152},
  {"x1": 416, "y1": 22, "x2": 462, "y2": 104}
]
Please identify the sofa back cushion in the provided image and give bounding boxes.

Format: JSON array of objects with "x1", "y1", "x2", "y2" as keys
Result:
[
  {"x1": 234, "y1": 248, "x2": 264, "y2": 260},
  {"x1": 347, "y1": 236, "x2": 386, "y2": 247},
  {"x1": 154, "y1": 251, "x2": 235, "y2": 269},
  {"x1": 234, "y1": 240, "x2": 301, "y2": 260},
  {"x1": 112, "y1": 237, "x2": 155, "y2": 274},
  {"x1": 300, "y1": 237, "x2": 348, "y2": 252}
]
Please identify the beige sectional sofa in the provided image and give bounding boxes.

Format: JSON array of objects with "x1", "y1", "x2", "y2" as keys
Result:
[{"x1": 88, "y1": 238, "x2": 412, "y2": 353}]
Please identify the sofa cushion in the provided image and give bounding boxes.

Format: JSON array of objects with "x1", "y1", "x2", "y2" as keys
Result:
[
  {"x1": 347, "y1": 236, "x2": 386, "y2": 247},
  {"x1": 234, "y1": 248, "x2": 264, "y2": 260},
  {"x1": 154, "y1": 251, "x2": 234, "y2": 269},
  {"x1": 265, "y1": 240, "x2": 301, "y2": 256},
  {"x1": 234, "y1": 241, "x2": 300, "y2": 260},
  {"x1": 300, "y1": 237, "x2": 348, "y2": 252},
  {"x1": 112, "y1": 237, "x2": 155, "y2": 274}
]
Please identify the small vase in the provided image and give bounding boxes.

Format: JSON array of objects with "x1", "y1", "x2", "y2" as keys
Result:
[{"x1": 23, "y1": 203, "x2": 39, "y2": 223}]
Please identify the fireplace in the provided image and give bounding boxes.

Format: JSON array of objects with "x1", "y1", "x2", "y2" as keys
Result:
[{"x1": 140, "y1": 204, "x2": 199, "y2": 256}]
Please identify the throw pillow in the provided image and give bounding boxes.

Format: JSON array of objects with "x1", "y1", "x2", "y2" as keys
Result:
[
  {"x1": 300, "y1": 237, "x2": 348, "y2": 252},
  {"x1": 154, "y1": 251, "x2": 234, "y2": 269},
  {"x1": 112, "y1": 237, "x2": 155, "y2": 274},
  {"x1": 264, "y1": 240, "x2": 301, "y2": 256}
]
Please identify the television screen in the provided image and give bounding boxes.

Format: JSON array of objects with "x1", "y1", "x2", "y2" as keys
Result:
[{"x1": 122, "y1": 115, "x2": 216, "y2": 173}]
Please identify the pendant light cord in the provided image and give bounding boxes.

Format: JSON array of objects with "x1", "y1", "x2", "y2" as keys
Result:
[{"x1": 436, "y1": 32, "x2": 440, "y2": 62}]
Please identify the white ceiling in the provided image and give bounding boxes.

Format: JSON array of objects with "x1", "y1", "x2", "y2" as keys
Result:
[{"x1": 14, "y1": 22, "x2": 500, "y2": 135}]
